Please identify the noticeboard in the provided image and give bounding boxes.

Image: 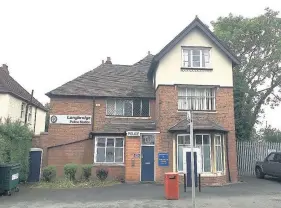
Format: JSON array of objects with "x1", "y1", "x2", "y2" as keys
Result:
[{"x1": 158, "y1": 153, "x2": 169, "y2": 167}]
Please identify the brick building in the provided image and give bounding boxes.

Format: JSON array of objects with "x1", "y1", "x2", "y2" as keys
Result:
[{"x1": 35, "y1": 17, "x2": 239, "y2": 186}]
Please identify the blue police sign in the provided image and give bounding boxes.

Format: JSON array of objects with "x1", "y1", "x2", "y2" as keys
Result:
[{"x1": 158, "y1": 153, "x2": 169, "y2": 167}]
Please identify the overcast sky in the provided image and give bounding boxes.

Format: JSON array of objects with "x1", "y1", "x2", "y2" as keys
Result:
[{"x1": 0, "y1": 0, "x2": 280, "y2": 129}]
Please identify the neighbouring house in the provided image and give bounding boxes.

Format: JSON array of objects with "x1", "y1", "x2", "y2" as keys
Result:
[
  {"x1": 0, "y1": 64, "x2": 47, "y2": 134},
  {"x1": 35, "y1": 17, "x2": 239, "y2": 186}
]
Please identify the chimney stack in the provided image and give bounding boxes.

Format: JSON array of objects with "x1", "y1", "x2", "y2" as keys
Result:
[
  {"x1": 102, "y1": 60, "x2": 104, "y2": 64},
  {"x1": 148, "y1": 51, "x2": 151, "y2": 55},
  {"x1": 0, "y1": 64, "x2": 9, "y2": 74},
  {"x1": 105, "y1": 57, "x2": 112, "y2": 64}
]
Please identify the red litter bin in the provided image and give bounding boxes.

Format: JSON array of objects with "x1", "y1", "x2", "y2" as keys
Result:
[{"x1": 164, "y1": 172, "x2": 179, "y2": 200}]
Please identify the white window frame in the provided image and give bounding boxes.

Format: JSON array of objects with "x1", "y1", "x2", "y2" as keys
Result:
[
  {"x1": 94, "y1": 137, "x2": 125, "y2": 164},
  {"x1": 27, "y1": 106, "x2": 32, "y2": 122},
  {"x1": 214, "y1": 134, "x2": 224, "y2": 172},
  {"x1": 182, "y1": 47, "x2": 211, "y2": 68},
  {"x1": 106, "y1": 99, "x2": 150, "y2": 117},
  {"x1": 176, "y1": 134, "x2": 211, "y2": 173},
  {"x1": 21, "y1": 102, "x2": 26, "y2": 118},
  {"x1": 178, "y1": 87, "x2": 216, "y2": 111}
]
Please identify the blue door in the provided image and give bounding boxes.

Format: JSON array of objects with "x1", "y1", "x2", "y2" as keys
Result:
[
  {"x1": 186, "y1": 152, "x2": 198, "y2": 187},
  {"x1": 28, "y1": 151, "x2": 42, "y2": 182},
  {"x1": 141, "y1": 146, "x2": 154, "y2": 181}
]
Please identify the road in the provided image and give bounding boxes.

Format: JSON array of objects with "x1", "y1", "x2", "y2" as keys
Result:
[{"x1": 1, "y1": 177, "x2": 281, "y2": 208}]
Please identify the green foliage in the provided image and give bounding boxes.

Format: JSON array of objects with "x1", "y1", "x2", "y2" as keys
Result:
[
  {"x1": 64, "y1": 164, "x2": 78, "y2": 181},
  {"x1": 44, "y1": 103, "x2": 50, "y2": 132},
  {"x1": 42, "y1": 166, "x2": 57, "y2": 182},
  {"x1": 259, "y1": 126, "x2": 281, "y2": 142},
  {"x1": 0, "y1": 118, "x2": 33, "y2": 181},
  {"x1": 212, "y1": 8, "x2": 281, "y2": 140},
  {"x1": 96, "y1": 168, "x2": 109, "y2": 181},
  {"x1": 81, "y1": 164, "x2": 92, "y2": 180}
]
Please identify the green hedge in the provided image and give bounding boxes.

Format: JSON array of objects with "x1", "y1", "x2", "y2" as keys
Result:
[{"x1": 0, "y1": 118, "x2": 33, "y2": 181}]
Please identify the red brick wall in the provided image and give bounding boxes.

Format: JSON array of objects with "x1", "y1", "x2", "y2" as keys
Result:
[{"x1": 155, "y1": 85, "x2": 238, "y2": 184}]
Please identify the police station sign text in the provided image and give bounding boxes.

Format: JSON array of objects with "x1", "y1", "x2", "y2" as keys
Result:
[{"x1": 50, "y1": 115, "x2": 92, "y2": 125}]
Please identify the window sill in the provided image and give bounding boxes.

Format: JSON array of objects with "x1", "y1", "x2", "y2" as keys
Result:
[
  {"x1": 93, "y1": 163, "x2": 125, "y2": 167},
  {"x1": 105, "y1": 116, "x2": 151, "y2": 119},
  {"x1": 178, "y1": 110, "x2": 217, "y2": 114},
  {"x1": 178, "y1": 172, "x2": 225, "y2": 177},
  {"x1": 181, "y1": 67, "x2": 213, "y2": 71}
]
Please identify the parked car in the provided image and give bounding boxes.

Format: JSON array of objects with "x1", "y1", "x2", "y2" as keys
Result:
[{"x1": 255, "y1": 152, "x2": 281, "y2": 179}]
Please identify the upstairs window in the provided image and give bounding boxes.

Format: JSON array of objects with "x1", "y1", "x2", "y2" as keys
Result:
[
  {"x1": 106, "y1": 99, "x2": 150, "y2": 117},
  {"x1": 178, "y1": 87, "x2": 216, "y2": 111},
  {"x1": 28, "y1": 106, "x2": 32, "y2": 122},
  {"x1": 20, "y1": 103, "x2": 26, "y2": 118},
  {"x1": 182, "y1": 47, "x2": 210, "y2": 68}
]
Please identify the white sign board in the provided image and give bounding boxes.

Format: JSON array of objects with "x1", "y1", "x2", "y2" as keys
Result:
[
  {"x1": 12, "y1": 173, "x2": 19, "y2": 180},
  {"x1": 50, "y1": 115, "x2": 92, "y2": 125},
  {"x1": 127, "y1": 131, "x2": 140, "y2": 137}
]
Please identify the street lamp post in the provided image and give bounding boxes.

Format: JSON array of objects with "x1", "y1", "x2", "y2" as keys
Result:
[{"x1": 187, "y1": 110, "x2": 195, "y2": 208}]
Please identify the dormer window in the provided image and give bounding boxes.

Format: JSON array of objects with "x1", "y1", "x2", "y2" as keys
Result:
[{"x1": 182, "y1": 47, "x2": 211, "y2": 68}]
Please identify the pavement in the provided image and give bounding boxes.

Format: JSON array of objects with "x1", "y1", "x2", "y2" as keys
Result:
[{"x1": 1, "y1": 176, "x2": 281, "y2": 208}]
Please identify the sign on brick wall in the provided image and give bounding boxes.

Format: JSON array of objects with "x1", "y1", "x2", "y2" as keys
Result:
[{"x1": 50, "y1": 115, "x2": 92, "y2": 125}]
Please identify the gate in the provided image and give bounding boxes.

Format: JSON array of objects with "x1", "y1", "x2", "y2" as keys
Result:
[
  {"x1": 237, "y1": 141, "x2": 281, "y2": 176},
  {"x1": 27, "y1": 148, "x2": 43, "y2": 182}
]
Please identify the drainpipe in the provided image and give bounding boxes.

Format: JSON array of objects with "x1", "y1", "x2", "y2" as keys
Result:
[
  {"x1": 92, "y1": 98, "x2": 95, "y2": 132},
  {"x1": 226, "y1": 133, "x2": 231, "y2": 183}
]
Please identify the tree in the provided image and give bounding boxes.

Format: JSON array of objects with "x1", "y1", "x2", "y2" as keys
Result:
[
  {"x1": 260, "y1": 125, "x2": 281, "y2": 142},
  {"x1": 212, "y1": 8, "x2": 281, "y2": 140},
  {"x1": 44, "y1": 102, "x2": 50, "y2": 132}
]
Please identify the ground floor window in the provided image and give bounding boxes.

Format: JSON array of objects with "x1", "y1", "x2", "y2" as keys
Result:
[
  {"x1": 94, "y1": 137, "x2": 124, "y2": 163},
  {"x1": 177, "y1": 133, "x2": 225, "y2": 173}
]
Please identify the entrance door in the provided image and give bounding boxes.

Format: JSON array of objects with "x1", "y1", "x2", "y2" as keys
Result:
[
  {"x1": 183, "y1": 148, "x2": 202, "y2": 187},
  {"x1": 141, "y1": 146, "x2": 154, "y2": 181},
  {"x1": 27, "y1": 150, "x2": 42, "y2": 182}
]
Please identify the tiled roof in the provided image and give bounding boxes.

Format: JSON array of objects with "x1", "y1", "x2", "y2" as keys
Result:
[
  {"x1": 46, "y1": 55, "x2": 155, "y2": 98},
  {"x1": 0, "y1": 67, "x2": 47, "y2": 111},
  {"x1": 169, "y1": 117, "x2": 227, "y2": 132},
  {"x1": 93, "y1": 119, "x2": 156, "y2": 134}
]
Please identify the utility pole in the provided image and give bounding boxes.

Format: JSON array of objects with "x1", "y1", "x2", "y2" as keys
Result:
[
  {"x1": 24, "y1": 90, "x2": 34, "y2": 124},
  {"x1": 187, "y1": 110, "x2": 195, "y2": 208}
]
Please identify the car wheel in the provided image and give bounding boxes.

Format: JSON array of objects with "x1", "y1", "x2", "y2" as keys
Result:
[{"x1": 255, "y1": 167, "x2": 265, "y2": 179}]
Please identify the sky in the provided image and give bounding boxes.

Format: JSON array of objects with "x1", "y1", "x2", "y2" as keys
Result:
[{"x1": 0, "y1": 0, "x2": 281, "y2": 129}]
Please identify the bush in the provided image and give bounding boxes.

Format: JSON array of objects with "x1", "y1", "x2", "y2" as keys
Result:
[
  {"x1": 64, "y1": 164, "x2": 78, "y2": 181},
  {"x1": 0, "y1": 118, "x2": 33, "y2": 181},
  {"x1": 96, "y1": 168, "x2": 109, "y2": 181},
  {"x1": 81, "y1": 164, "x2": 92, "y2": 180},
  {"x1": 42, "y1": 166, "x2": 56, "y2": 182}
]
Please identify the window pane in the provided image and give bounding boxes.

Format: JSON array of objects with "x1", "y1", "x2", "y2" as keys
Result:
[
  {"x1": 97, "y1": 138, "x2": 105, "y2": 147},
  {"x1": 141, "y1": 99, "x2": 150, "y2": 117},
  {"x1": 133, "y1": 99, "x2": 141, "y2": 116},
  {"x1": 96, "y1": 148, "x2": 105, "y2": 162},
  {"x1": 142, "y1": 135, "x2": 155, "y2": 145},
  {"x1": 178, "y1": 136, "x2": 184, "y2": 145},
  {"x1": 178, "y1": 146, "x2": 184, "y2": 171},
  {"x1": 215, "y1": 136, "x2": 221, "y2": 145},
  {"x1": 184, "y1": 135, "x2": 190, "y2": 145},
  {"x1": 106, "y1": 100, "x2": 115, "y2": 115},
  {"x1": 107, "y1": 138, "x2": 114, "y2": 147},
  {"x1": 116, "y1": 100, "x2": 123, "y2": 116},
  {"x1": 203, "y1": 145, "x2": 211, "y2": 172},
  {"x1": 216, "y1": 146, "x2": 222, "y2": 171},
  {"x1": 115, "y1": 138, "x2": 123, "y2": 147},
  {"x1": 196, "y1": 135, "x2": 202, "y2": 145},
  {"x1": 115, "y1": 148, "x2": 123, "y2": 162},
  {"x1": 124, "y1": 100, "x2": 133, "y2": 116},
  {"x1": 106, "y1": 147, "x2": 114, "y2": 162},
  {"x1": 203, "y1": 135, "x2": 210, "y2": 144}
]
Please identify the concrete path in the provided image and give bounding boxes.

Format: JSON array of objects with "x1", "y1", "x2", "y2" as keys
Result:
[{"x1": 1, "y1": 177, "x2": 281, "y2": 207}]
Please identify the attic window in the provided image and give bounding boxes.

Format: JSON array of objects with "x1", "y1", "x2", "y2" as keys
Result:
[{"x1": 182, "y1": 47, "x2": 211, "y2": 69}]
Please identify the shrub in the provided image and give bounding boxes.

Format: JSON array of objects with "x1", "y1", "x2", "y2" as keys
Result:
[
  {"x1": 96, "y1": 168, "x2": 108, "y2": 181},
  {"x1": 64, "y1": 164, "x2": 78, "y2": 181},
  {"x1": 81, "y1": 164, "x2": 92, "y2": 180},
  {"x1": 0, "y1": 118, "x2": 33, "y2": 181},
  {"x1": 42, "y1": 166, "x2": 56, "y2": 182}
]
